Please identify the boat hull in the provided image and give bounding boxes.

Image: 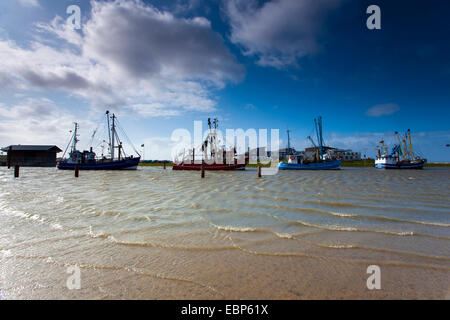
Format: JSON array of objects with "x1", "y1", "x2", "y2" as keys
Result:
[
  {"x1": 173, "y1": 162, "x2": 246, "y2": 171},
  {"x1": 375, "y1": 161, "x2": 425, "y2": 169},
  {"x1": 278, "y1": 159, "x2": 341, "y2": 170},
  {"x1": 57, "y1": 157, "x2": 140, "y2": 170}
]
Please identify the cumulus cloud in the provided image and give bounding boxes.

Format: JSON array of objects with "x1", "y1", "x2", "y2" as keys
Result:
[
  {"x1": 17, "y1": 0, "x2": 40, "y2": 8},
  {"x1": 225, "y1": 0, "x2": 341, "y2": 68},
  {"x1": 0, "y1": 98, "x2": 94, "y2": 148},
  {"x1": 0, "y1": 98, "x2": 59, "y2": 119},
  {"x1": 365, "y1": 103, "x2": 400, "y2": 117},
  {"x1": 84, "y1": 0, "x2": 244, "y2": 85},
  {"x1": 0, "y1": 0, "x2": 244, "y2": 115}
]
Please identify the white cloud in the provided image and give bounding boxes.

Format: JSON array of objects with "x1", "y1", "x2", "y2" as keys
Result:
[
  {"x1": 142, "y1": 137, "x2": 179, "y2": 160},
  {"x1": 365, "y1": 103, "x2": 400, "y2": 117},
  {"x1": 0, "y1": 97, "x2": 58, "y2": 119},
  {"x1": 0, "y1": 0, "x2": 244, "y2": 116},
  {"x1": 0, "y1": 98, "x2": 94, "y2": 149},
  {"x1": 84, "y1": 1, "x2": 243, "y2": 86},
  {"x1": 225, "y1": 0, "x2": 341, "y2": 68},
  {"x1": 17, "y1": 0, "x2": 40, "y2": 8}
]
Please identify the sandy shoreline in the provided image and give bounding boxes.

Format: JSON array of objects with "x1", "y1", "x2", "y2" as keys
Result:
[{"x1": 1, "y1": 224, "x2": 449, "y2": 299}]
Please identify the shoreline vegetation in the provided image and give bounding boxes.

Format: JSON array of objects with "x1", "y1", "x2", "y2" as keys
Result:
[
  {"x1": 1, "y1": 155, "x2": 448, "y2": 167},
  {"x1": 137, "y1": 160, "x2": 450, "y2": 168}
]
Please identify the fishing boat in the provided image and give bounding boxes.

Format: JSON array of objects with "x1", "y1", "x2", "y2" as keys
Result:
[
  {"x1": 375, "y1": 129, "x2": 426, "y2": 169},
  {"x1": 173, "y1": 118, "x2": 248, "y2": 170},
  {"x1": 57, "y1": 111, "x2": 140, "y2": 170},
  {"x1": 278, "y1": 116, "x2": 341, "y2": 170}
]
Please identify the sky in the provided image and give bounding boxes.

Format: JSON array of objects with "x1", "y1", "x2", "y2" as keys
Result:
[{"x1": 0, "y1": 0, "x2": 449, "y2": 161}]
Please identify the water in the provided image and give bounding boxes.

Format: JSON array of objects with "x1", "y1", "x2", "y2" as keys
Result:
[{"x1": 0, "y1": 166, "x2": 449, "y2": 299}]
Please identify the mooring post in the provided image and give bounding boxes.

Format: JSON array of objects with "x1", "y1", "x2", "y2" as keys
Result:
[
  {"x1": 257, "y1": 164, "x2": 262, "y2": 178},
  {"x1": 7, "y1": 146, "x2": 11, "y2": 169},
  {"x1": 163, "y1": 162, "x2": 166, "y2": 170},
  {"x1": 75, "y1": 165, "x2": 79, "y2": 178},
  {"x1": 201, "y1": 163, "x2": 205, "y2": 178},
  {"x1": 14, "y1": 165, "x2": 19, "y2": 178}
]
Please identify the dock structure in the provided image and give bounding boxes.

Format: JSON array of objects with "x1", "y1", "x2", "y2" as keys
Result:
[{"x1": 1, "y1": 145, "x2": 62, "y2": 167}]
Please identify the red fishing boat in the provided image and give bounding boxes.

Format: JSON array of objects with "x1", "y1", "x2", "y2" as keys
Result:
[{"x1": 173, "y1": 118, "x2": 248, "y2": 171}]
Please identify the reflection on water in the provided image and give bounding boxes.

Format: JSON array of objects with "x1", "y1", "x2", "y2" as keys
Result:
[{"x1": 0, "y1": 167, "x2": 449, "y2": 299}]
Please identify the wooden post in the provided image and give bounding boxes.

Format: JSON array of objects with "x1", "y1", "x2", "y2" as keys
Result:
[
  {"x1": 14, "y1": 165, "x2": 19, "y2": 178},
  {"x1": 7, "y1": 146, "x2": 11, "y2": 169},
  {"x1": 75, "y1": 165, "x2": 79, "y2": 178},
  {"x1": 201, "y1": 163, "x2": 205, "y2": 178},
  {"x1": 257, "y1": 164, "x2": 262, "y2": 178},
  {"x1": 163, "y1": 162, "x2": 166, "y2": 169}
]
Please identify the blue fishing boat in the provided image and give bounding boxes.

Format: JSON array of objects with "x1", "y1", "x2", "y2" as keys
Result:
[
  {"x1": 57, "y1": 111, "x2": 140, "y2": 170},
  {"x1": 375, "y1": 130, "x2": 426, "y2": 169},
  {"x1": 278, "y1": 116, "x2": 342, "y2": 170},
  {"x1": 279, "y1": 159, "x2": 341, "y2": 170}
]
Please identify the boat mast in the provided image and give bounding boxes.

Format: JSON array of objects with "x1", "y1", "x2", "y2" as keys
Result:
[
  {"x1": 287, "y1": 129, "x2": 291, "y2": 155},
  {"x1": 318, "y1": 116, "x2": 323, "y2": 159},
  {"x1": 71, "y1": 122, "x2": 79, "y2": 153},
  {"x1": 205, "y1": 118, "x2": 211, "y2": 159},
  {"x1": 106, "y1": 111, "x2": 112, "y2": 159},
  {"x1": 111, "y1": 113, "x2": 116, "y2": 160},
  {"x1": 401, "y1": 131, "x2": 411, "y2": 161},
  {"x1": 213, "y1": 118, "x2": 218, "y2": 158},
  {"x1": 307, "y1": 135, "x2": 316, "y2": 149},
  {"x1": 407, "y1": 129, "x2": 415, "y2": 160},
  {"x1": 314, "y1": 117, "x2": 323, "y2": 159},
  {"x1": 395, "y1": 132, "x2": 406, "y2": 160}
]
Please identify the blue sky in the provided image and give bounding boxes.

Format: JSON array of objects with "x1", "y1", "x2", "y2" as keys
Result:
[{"x1": 0, "y1": 0, "x2": 449, "y2": 161}]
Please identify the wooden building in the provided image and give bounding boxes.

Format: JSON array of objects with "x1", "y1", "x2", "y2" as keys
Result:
[{"x1": 1, "y1": 145, "x2": 62, "y2": 167}]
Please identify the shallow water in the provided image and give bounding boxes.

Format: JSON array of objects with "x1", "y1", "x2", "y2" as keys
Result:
[{"x1": 0, "y1": 166, "x2": 449, "y2": 299}]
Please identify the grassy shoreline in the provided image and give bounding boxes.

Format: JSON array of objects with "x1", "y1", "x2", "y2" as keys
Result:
[{"x1": 139, "y1": 162, "x2": 173, "y2": 167}]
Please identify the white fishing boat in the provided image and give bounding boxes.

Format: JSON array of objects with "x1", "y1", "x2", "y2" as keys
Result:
[{"x1": 375, "y1": 129, "x2": 426, "y2": 169}]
